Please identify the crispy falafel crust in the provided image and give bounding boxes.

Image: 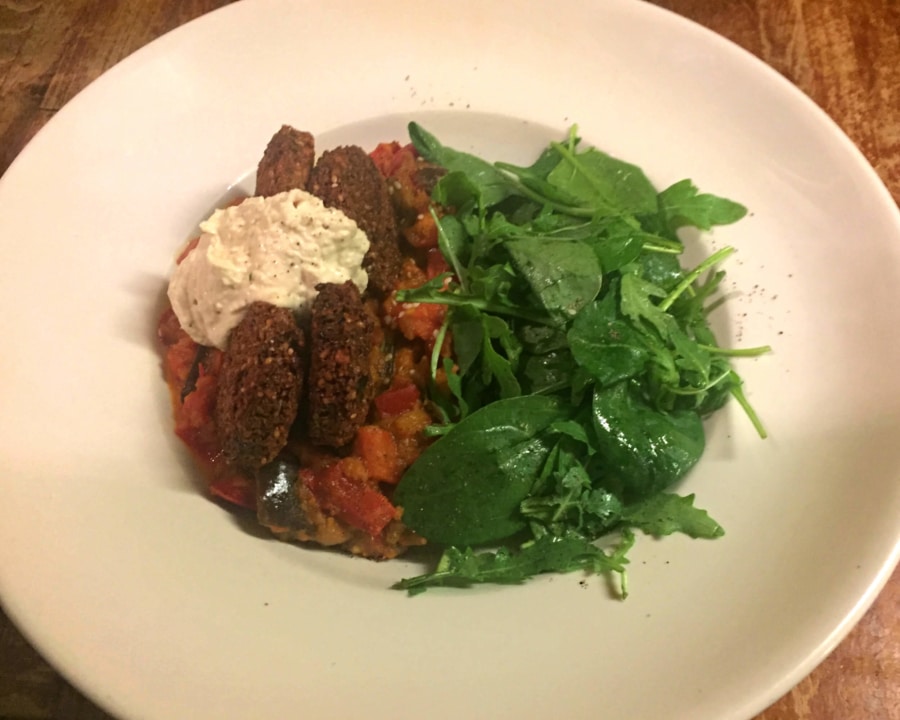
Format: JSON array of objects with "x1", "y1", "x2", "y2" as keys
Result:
[
  {"x1": 308, "y1": 146, "x2": 402, "y2": 294},
  {"x1": 215, "y1": 302, "x2": 306, "y2": 471},
  {"x1": 306, "y1": 281, "x2": 375, "y2": 448},
  {"x1": 255, "y1": 125, "x2": 316, "y2": 197}
]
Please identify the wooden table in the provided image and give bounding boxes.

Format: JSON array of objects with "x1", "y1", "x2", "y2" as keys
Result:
[{"x1": 0, "y1": 1, "x2": 897, "y2": 718}]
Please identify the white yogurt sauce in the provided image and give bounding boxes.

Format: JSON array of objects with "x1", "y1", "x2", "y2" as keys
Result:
[{"x1": 168, "y1": 189, "x2": 369, "y2": 349}]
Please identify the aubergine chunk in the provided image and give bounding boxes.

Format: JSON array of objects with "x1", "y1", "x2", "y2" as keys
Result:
[
  {"x1": 305, "y1": 281, "x2": 375, "y2": 448},
  {"x1": 215, "y1": 302, "x2": 306, "y2": 471},
  {"x1": 255, "y1": 125, "x2": 316, "y2": 197},
  {"x1": 307, "y1": 145, "x2": 402, "y2": 295},
  {"x1": 256, "y1": 453, "x2": 314, "y2": 533}
]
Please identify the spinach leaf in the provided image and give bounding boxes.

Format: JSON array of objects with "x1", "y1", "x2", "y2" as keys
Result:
[
  {"x1": 516, "y1": 323, "x2": 569, "y2": 353},
  {"x1": 495, "y1": 151, "x2": 586, "y2": 208},
  {"x1": 522, "y1": 350, "x2": 577, "y2": 394},
  {"x1": 547, "y1": 145, "x2": 659, "y2": 217},
  {"x1": 568, "y1": 292, "x2": 650, "y2": 388},
  {"x1": 495, "y1": 144, "x2": 566, "y2": 186},
  {"x1": 639, "y1": 251, "x2": 684, "y2": 291},
  {"x1": 506, "y1": 237, "x2": 602, "y2": 319},
  {"x1": 591, "y1": 383, "x2": 705, "y2": 499},
  {"x1": 409, "y1": 122, "x2": 514, "y2": 207},
  {"x1": 393, "y1": 396, "x2": 564, "y2": 545},
  {"x1": 582, "y1": 217, "x2": 648, "y2": 273},
  {"x1": 432, "y1": 171, "x2": 482, "y2": 213}
]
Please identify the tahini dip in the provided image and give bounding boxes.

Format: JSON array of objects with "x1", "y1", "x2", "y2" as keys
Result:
[{"x1": 168, "y1": 188, "x2": 369, "y2": 349}]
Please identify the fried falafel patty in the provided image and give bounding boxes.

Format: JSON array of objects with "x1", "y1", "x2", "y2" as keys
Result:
[
  {"x1": 255, "y1": 125, "x2": 316, "y2": 197},
  {"x1": 215, "y1": 302, "x2": 306, "y2": 471},
  {"x1": 308, "y1": 146, "x2": 402, "y2": 295},
  {"x1": 306, "y1": 281, "x2": 376, "y2": 448}
]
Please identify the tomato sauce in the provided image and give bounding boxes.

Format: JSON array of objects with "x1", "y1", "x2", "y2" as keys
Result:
[{"x1": 157, "y1": 140, "x2": 448, "y2": 557}]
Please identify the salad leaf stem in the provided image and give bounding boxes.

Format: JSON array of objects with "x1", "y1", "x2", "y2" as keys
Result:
[
  {"x1": 659, "y1": 246, "x2": 735, "y2": 311},
  {"x1": 495, "y1": 173, "x2": 596, "y2": 217},
  {"x1": 395, "y1": 288, "x2": 555, "y2": 326},
  {"x1": 727, "y1": 371, "x2": 768, "y2": 438},
  {"x1": 697, "y1": 343, "x2": 772, "y2": 357},
  {"x1": 642, "y1": 242, "x2": 684, "y2": 254},
  {"x1": 433, "y1": 207, "x2": 469, "y2": 292}
]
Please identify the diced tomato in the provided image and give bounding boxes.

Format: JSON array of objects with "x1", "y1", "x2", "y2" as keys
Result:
[
  {"x1": 157, "y1": 307, "x2": 184, "y2": 347},
  {"x1": 369, "y1": 141, "x2": 403, "y2": 177},
  {"x1": 174, "y1": 373, "x2": 219, "y2": 459},
  {"x1": 403, "y1": 212, "x2": 439, "y2": 249},
  {"x1": 426, "y1": 247, "x2": 451, "y2": 279},
  {"x1": 209, "y1": 473, "x2": 256, "y2": 510},
  {"x1": 178, "y1": 373, "x2": 216, "y2": 424},
  {"x1": 163, "y1": 336, "x2": 199, "y2": 389},
  {"x1": 395, "y1": 256, "x2": 428, "y2": 290},
  {"x1": 397, "y1": 300, "x2": 446, "y2": 345},
  {"x1": 374, "y1": 383, "x2": 420, "y2": 416},
  {"x1": 381, "y1": 259, "x2": 448, "y2": 345},
  {"x1": 353, "y1": 425, "x2": 401, "y2": 484},
  {"x1": 301, "y1": 459, "x2": 398, "y2": 537}
]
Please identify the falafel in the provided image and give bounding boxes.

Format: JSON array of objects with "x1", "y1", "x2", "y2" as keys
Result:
[
  {"x1": 306, "y1": 281, "x2": 376, "y2": 447},
  {"x1": 215, "y1": 302, "x2": 306, "y2": 471},
  {"x1": 308, "y1": 146, "x2": 402, "y2": 294},
  {"x1": 255, "y1": 125, "x2": 316, "y2": 197}
]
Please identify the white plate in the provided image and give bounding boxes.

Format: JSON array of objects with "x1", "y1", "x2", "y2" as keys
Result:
[{"x1": 1, "y1": 1, "x2": 899, "y2": 719}]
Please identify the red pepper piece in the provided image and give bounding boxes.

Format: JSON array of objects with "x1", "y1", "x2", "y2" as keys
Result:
[
  {"x1": 374, "y1": 383, "x2": 421, "y2": 417},
  {"x1": 209, "y1": 474, "x2": 256, "y2": 510},
  {"x1": 302, "y1": 459, "x2": 397, "y2": 537}
]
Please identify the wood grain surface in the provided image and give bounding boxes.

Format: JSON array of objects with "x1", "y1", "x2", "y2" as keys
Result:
[{"x1": 0, "y1": 1, "x2": 897, "y2": 719}]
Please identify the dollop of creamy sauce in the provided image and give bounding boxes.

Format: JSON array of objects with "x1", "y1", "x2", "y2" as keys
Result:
[{"x1": 168, "y1": 189, "x2": 369, "y2": 349}]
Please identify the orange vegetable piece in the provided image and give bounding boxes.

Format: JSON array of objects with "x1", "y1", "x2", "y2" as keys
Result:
[{"x1": 354, "y1": 425, "x2": 401, "y2": 484}]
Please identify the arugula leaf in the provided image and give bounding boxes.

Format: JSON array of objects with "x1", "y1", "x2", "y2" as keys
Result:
[
  {"x1": 442, "y1": 357, "x2": 469, "y2": 420},
  {"x1": 659, "y1": 179, "x2": 748, "y2": 231},
  {"x1": 449, "y1": 306, "x2": 484, "y2": 376},
  {"x1": 393, "y1": 530, "x2": 634, "y2": 595},
  {"x1": 582, "y1": 217, "x2": 654, "y2": 273},
  {"x1": 393, "y1": 396, "x2": 564, "y2": 545},
  {"x1": 621, "y1": 492, "x2": 723, "y2": 539},
  {"x1": 521, "y1": 446, "x2": 623, "y2": 538},
  {"x1": 480, "y1": 314, "x2": 522, "y2": 399},
  {"x1": 619, "y1": 271, "x2": 671, "y2": 337}
]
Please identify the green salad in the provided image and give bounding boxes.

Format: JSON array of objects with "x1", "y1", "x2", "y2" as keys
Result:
[{"x1": 391, "y1": 123, "x2": 768, "y2": 594}]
